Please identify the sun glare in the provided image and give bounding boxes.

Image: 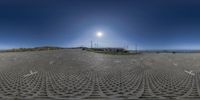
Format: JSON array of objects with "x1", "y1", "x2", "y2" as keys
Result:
[{"x1": 96, "y1": 32, "x2": 103, "y2": 37}]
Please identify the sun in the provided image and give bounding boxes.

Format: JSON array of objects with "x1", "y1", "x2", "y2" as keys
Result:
[{"x1": 96, "y1": 32, "x2": 103, "y2": 37}]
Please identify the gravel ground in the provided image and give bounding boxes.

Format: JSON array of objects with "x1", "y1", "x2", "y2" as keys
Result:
[{"x1": 0, "y1": 49, "x2": 200, "y2": 100}]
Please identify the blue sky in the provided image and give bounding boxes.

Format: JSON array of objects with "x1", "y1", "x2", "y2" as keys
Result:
[{"x1": 0, "y1": 0, "x2": 200, "y2": 50}]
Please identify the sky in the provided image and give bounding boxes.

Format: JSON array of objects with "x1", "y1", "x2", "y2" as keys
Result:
[{"x1": 0, "y1": 0, "x2": 200, "y2": 50}]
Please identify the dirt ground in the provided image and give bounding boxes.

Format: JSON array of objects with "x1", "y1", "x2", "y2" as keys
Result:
[{"x1": 0, "y1": 49, "x2": 200, "y2": 100}]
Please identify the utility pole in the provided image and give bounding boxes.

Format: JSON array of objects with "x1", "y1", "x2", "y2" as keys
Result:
[
  {"x1": 135, "y1": 44, "x2": 138, "y2": 53},
  {"x1": 91, "y1": 40, "x2": 93, "y2": 48},
  {"x1": 97, "y1": 40, "x2": 99, "y2": 48}
]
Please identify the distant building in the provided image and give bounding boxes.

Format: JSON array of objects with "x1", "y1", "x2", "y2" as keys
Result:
[{"x1": 92, "y1": 48, "x2": 127, "y2": 53}]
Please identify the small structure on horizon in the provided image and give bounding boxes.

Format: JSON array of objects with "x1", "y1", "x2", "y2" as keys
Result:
[
  {"x1": 100, "y1": 48, "x2": 125, "y2": 52},
  {"x1": 88, "y1": 47, "x2": 127, "y2": 53}
]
